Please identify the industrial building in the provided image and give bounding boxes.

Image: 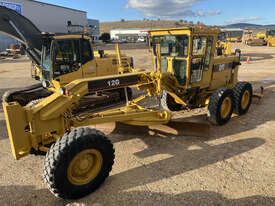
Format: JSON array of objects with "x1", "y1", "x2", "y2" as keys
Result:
[
  {"x1": 0, "y1": 0, "x2": 99, "y2": 51},
  {"x1": 110, "y1": 28, "x2": 149, "y2": 42},
  {"x1": 88, "y1": 19, "x2": 100, "y2": 40}
]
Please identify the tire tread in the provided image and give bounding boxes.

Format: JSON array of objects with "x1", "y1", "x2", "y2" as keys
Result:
[{"x1": 43, "y1": 127, "x2": 115, "y2": 199}]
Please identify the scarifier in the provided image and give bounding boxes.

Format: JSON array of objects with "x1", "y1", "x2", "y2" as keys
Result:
[{"x1": 1, "y1": 6, "x2": 259, "y2": 199}]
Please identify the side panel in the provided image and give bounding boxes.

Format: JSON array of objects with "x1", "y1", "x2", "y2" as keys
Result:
[
  {"x1": 81, "y1": 60, "x2": 97, "y2": 78},
  {"x1": 209, "y1": 59, "x2": 237, "y2": 89},
  {"x1": 95, "y1": 58, "x2": 119, "y2": 77},
  {"x1": 82, "y1": 58, "x2": 119, "y2": 79},
  {"x1": 54, "y1": 68, "x2": 83, "y2": 86}
]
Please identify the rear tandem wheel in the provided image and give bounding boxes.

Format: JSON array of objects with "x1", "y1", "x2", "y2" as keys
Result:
[
  {"x1": 208, "y1": 88, "x2": 234, "y2": 125},
  {"x1": 233, "y1": 81, "x2": 252, "y2": 115}
]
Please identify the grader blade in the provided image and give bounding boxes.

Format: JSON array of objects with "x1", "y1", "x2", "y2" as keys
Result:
[
  {"x1": 111, "y1": 115, "x2": 210, "y2": 137},
  {"x1": 165, "y1": 115, "x2": 210, "y2": 137}
]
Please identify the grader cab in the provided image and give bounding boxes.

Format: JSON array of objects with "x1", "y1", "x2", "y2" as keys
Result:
[
  {"x1": 2, "y1": 22, "x2": 255, "y2": 199},
  {"x1": 39, "y1": 34, "x2": 134, "y2": 87}
]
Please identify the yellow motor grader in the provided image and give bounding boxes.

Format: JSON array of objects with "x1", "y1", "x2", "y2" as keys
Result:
[
  {"x1": 0, "y1": 6, "x2": 135, "y2": 108},
  {"x1": 2, "y1": 10, "x2": 253, "y2": 199},
  {"x1": 246, "y1": 30, "x2": 275, "y2": 46}
]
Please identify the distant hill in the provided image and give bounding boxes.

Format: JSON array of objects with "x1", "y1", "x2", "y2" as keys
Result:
[
  {"x1": 100, "y1": 20, "x2": 193, "y2": 34},
  {"x1": 225, "y1": 23, "x2": 275, "y2": 29},
  {"x1": 100, "y1": 20, "x2": 275, "y2": 35}
]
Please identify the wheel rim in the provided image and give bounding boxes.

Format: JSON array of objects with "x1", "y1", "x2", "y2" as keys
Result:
[
  {"x1": 220, "y1": 97, "x2": 232, "y2": 119},
  {"x1": 67, "y1": 149, "x2": 103, "y2": 185},
  {"x1": 241, "y1": 90, "x2": 250, "y2": 109}
]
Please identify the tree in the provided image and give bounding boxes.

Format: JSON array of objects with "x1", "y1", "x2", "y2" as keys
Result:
[{"x1": 99, "y1": 33, "x2": 110, "y2": 42}]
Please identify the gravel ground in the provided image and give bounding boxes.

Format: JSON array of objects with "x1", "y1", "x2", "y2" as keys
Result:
[{"x1": 0, "y1": 44, "x2": 274, "y2": 206}]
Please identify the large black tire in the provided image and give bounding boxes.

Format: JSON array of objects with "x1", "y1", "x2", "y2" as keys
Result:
[
  {"x1": 43, "y1": 127, "x2": 115, "y2": 199},
  {"x1": 208, "y1": 88, "x2": 234, "y2": 125},
  {"x1": 233, "y1": 82, "x2": 252, "y2": 115},
  {"x1": 161, "y1": 90, "x2": 182, "y2": 111}
]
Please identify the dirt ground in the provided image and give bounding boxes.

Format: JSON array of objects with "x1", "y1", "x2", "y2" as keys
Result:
[{"x1": 0, "y1": 44, "x2": 274, "y2": 206}]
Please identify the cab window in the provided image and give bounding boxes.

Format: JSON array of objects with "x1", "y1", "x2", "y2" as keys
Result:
[
  {"x1": 204, "y1": 37, "x2": 213, "y2": 71},
  {"x1": 52, "y1": 39, "x2": 81, "y2": 77},
  {"x1": 192, "y1": 36, "x2": 207, "y2": 56},
  {"x1": 152, "y1": 35, "x2": 189, "y2": 57},
  {"x1": 190, "y1": 36, "x2": 212, "y2": 83},
  {"x1": 81, "y1": 39, "x2": 93, "y2": 64}
]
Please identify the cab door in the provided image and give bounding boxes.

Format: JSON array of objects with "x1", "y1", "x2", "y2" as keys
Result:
[
  {"x1": 80, "y1": 38, "x2": 97, "y2": 78},
  {"x1": 152, "y1": 34, "x2": 189, "y2": 86},
  {"x1": 189, "y1": 36, "x2": 214, "y2": 88},
  {"x1": 52, "y1": 39, "x2": 82, "y2": 86}
]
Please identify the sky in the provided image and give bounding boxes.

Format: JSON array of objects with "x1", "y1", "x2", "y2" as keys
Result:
[{"x1": 38, "y1": 0, "x2": 274, "y2": 25}]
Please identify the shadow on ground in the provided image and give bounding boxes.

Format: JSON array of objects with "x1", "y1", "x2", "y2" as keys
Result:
[
  {"x1": 0, "y1": 185, "x2": 274, "y2": 206},
  {"x1": 109, "y1": 134, "x2": 264, "y2": 190},
  {"x1": 0, "y1": 185, "x2": 65, "y2": 206}
]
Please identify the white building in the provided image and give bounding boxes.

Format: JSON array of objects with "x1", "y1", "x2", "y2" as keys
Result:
[
  {"x1": 110, "y1": 28, "x2": 149, "y2": 41},
  {"x1": 0, "y1": 0, "x2": 99, "y2": 51}
]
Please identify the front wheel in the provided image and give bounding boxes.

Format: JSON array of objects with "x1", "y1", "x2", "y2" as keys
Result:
[{"x1": 43, "y1": 128, "x2": 115, "y2": 199}]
